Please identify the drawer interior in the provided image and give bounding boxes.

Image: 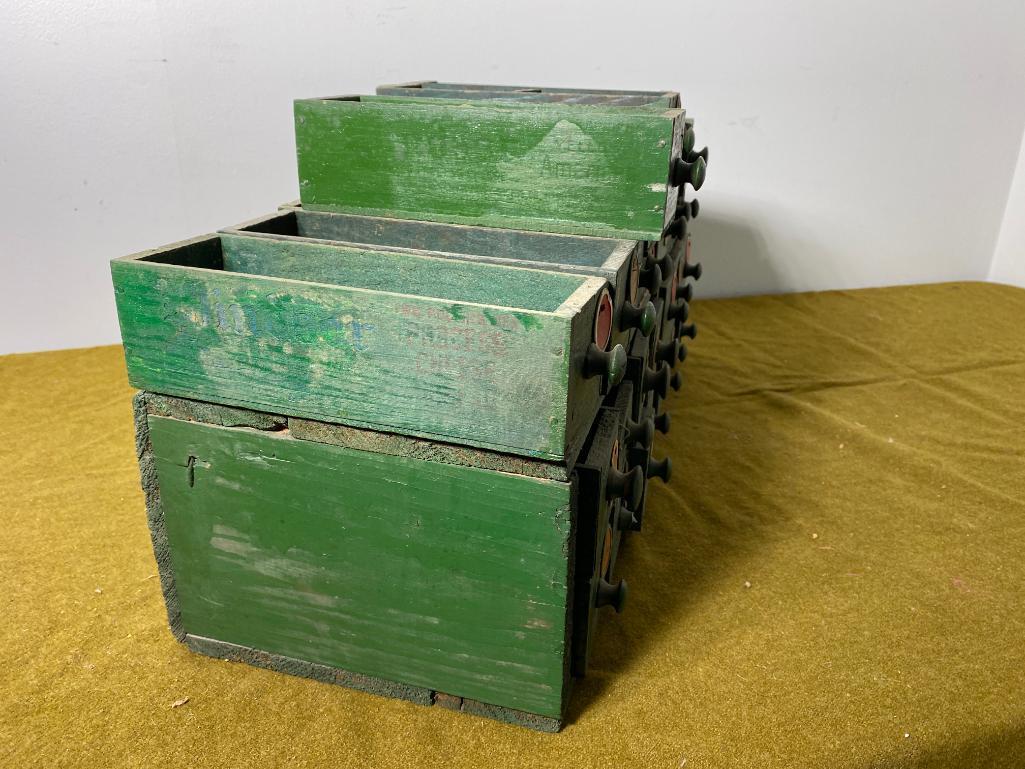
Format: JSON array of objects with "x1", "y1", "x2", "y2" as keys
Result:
[
  {"x1": 238, "y1": 210, "x2": 625, "y2": 269},
  {"x1": 138, "y1": 234, "x2": 589, "y2": 314}
]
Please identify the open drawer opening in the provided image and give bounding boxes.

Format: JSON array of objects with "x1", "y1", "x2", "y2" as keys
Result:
[
  {"x1": 234, "y1": 210, "x2": 626, "y2": 269},
  {"x1": 137, "y1": 233, "x2": 590, "y2": 314}
]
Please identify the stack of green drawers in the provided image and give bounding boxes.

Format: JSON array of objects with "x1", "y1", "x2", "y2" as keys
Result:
[{"x1": 111, "y1": 80, "x2": 708, "y2": 732}]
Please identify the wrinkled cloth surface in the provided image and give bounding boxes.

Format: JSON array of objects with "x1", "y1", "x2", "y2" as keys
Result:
[{"x1": 2, "y1": 281, "x2": 1024, "y2": 768}]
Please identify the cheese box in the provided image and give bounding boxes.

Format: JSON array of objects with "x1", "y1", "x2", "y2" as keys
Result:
[
  {"x1": 294, "y1": 95, "x2": 704, "y2": 240},
  {"x1": 133, "y1": 389, "x2": 641, "y2": 731},
  {"x1": 227, "y1": 208, "x2": 658, "y2": 353},
  {"x1": 111, "y1": 232, "x2": 627, "y2": 463}
]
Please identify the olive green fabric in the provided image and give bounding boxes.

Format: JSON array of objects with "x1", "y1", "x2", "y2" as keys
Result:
[{"x1": 2, "y1": 281, "x2": 1024, "y2": 768}]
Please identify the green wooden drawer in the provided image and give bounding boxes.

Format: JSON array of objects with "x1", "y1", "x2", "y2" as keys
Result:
[
  {"x1": 376, "y1": 80, "x2": 680, "y2": 108},
  {"x1": 111, "y1": 232, "x2": 628, "y2": 463},
  {"x1": 133, "y1": 391, "x2": 639, "y2": 730},
  {"x1": 294, "y1": 95, "x2": 702, "y2": 241},
  {"x1": 225, "y1": 208, "x2": 658, "y2": 355}
]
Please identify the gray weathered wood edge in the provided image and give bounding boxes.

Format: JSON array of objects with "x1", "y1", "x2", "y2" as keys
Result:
[
  {"x1": 183, "y1": 634, "x2": 561, "y2": 732},
  {"x1": 275, "y1": 205, "x2": 638, "y2": 278},
  {"x1": 140, "y1": 390, "x2": 569, "y2": 480},
  {"x1": 132, "y1": 391, "x2": 564, "y2": 733},
  {"x1": 378, "y1": 79, "x2": 680, "y2": 103},
  {"x1": 133, "y1": 392, "x2": 186, "y2": 641},
  {"x1": 221, "y1": 210, "x2": 627, "y2": 281}
]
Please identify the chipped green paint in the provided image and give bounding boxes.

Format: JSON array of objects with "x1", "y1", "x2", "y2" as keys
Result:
[
  {"x1": 111, "y1": 234, "x2": 609, "y2": 461},
  {"x1": 147, "y1": 415, "x2": 574, "y2": 718},
  {"x1": 515, "y1": 313, "x2": 544, "y2": 331},
  {"x1": 294, "y1": 96, "x2": 683, "y2": 240}
]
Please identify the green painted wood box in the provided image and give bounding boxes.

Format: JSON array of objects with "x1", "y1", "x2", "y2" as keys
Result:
[
  {"x1": 293, "y1": 95, "x2": 702, "y2": 241},
  {"x1": 375, "y1": 80, "x2": 681, "y2": 109},
  {"x1": 224, "y1": 208, "x2": 658, "y2": 356},
  {"x1": 134, "y1": 389, "x2": 641, "y2": 730},
  {"x1": 111, "y1": 232, "x2": 635, "y2": 464}
]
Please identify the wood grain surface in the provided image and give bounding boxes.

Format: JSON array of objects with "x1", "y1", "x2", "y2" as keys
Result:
[{"x1": 295, "y1": 96, "x2": 682, "y2": 240}]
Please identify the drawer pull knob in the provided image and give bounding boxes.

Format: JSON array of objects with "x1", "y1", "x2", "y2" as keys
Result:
[
  {"x1": 656, "y1": 339, "x2": 683, "y2": 367},
  {"x1": 688, "y1": 146, "x2": 709, "y2": 164},
  {"x1": 679, "y1": 323, "x2": 698, "y2": 341},
  {"x1": 641, "y1": 261, "x2": 664, "y2": 292},
  {"x1": 596, "y1": 578, "x2": 628, "y2": 613},
  {"x1": 682, "y1": 261, "x2": 703, "y2": 281},
  {"x1": 606, "y1": 465, "x2": 644, "y2": 509},
  {"x1": 670, "y1": 370, "x2": 683, "y2": 392},
  {"x1": 642, "y1": 362, "x2": 671, "y2": 399},
  {"x1": 682, "y1": 126, "x2": 696, "y2": 156},
  {"x1": 668, "y1": 298, "x2": 690, "y2": 323},
  {"x1": 619, "y1": 299, "x2": 657, "y2": 336},
  {"x1": 616, "y1": 506, "x2": 639, "y2": 531},
  {"x1": 626, "y1": 417, "x2": 655, "y2": 449},
  {"x1": 647, "y1": 455, "x2": 672, "y2": 483},
  {"x1": 654, "y1": 410, "x2": 671, "y2": 434},
  {"x1": 584, "y1": 343, "x2": 627, "y2": 385},
  {"x1": 672, "y1": 156, "x2": 706, "y2": 190}
]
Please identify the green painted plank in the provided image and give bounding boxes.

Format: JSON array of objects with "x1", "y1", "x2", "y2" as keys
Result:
[
  {"x1": 111, "y1": 234, "x2": 609, "y2": 460},
  {"x1": 270, "y1": 208, "x2": 629, "y2": 269},
  {"x1": 147, "y1": 415, "x2": 574, "y2": 718},
  {"x1": 380, "y1": 80, "x2": 680, "y2": 107},
  {"x1": 217, "y1": 231, "x2": 584, "y2": 312},
  {"x1": 226, "y1": 210, "x2": 652, "y2": 356},
  {"x1": 294, "y1": 96, "x2": 683, "y2": 240},
  {"x1": 375, "y1": 85, "x2": 676, "y2": 109}
]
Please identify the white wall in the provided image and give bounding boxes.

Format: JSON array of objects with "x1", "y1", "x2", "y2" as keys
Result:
[
  {"x1": 2, "y1": 0, "x2": 1025, "y2": 353},
  {"x1": 990, "y1": 125, "x2": 1025, "y2": 287}
]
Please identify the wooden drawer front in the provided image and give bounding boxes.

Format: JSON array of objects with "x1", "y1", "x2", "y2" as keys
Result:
[
  {"x1": 229, "y1": 209, "x2": 657, "y2": 357},
  {"x1": 112, "y1": 233, "x2": 626, "y2": 462},
  {"x1": 145, "y1": 413, "x2": 574, "y2": 720},
  {"x1": 569, "y1": 403, "x2": 643, "y2": 677},
  {"x1": 294, "y1": 95, "x2": 685, "y2": 241}
]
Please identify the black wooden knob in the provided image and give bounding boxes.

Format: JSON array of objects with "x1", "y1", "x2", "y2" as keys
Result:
[
  {"x1": 670, "y1": 370, "x2": 682, "y2": 391},
  {"x1": 606, "y1": 465, "x2": 644, "y2": 509},
  {"x1": 679, "y1": 283, "x2": 694, "y2": 303},
  {"x1": 679, "y1": 323, "x2": 697, "y2": 340},
  {"x1": 672, "y1": 156, "x2": 706, "y2": 190},
  {"x1": 654, "y1": 410, "x2": 671, "y2": 434},
  {"x1": 666, "y1": 216, "x2": 686, "y2": 239},
  {"x1": 682, "y1": 126, "x2": 696, "y2": 156},
  {"x1": 675, "y1": 198, "x2": 700, "y2": 222},
  {"x1": 667, "y1": 298, "x2": 689, "y2": 323},
  {"x1": 626, "y1": 417, "x2": 654, "y2": 449},
  {"x1": 615, "y1": 506, "x2": 638, "y2": 531},
  {"x1": 641, "y1": 261, "x2": 665, "y2": 293},
  {"x1": 583, "y1": 343, "x2": 627, "y2": 385},
  {"x1": 619, "y1": 299, "x2": 657, "y2": 336},
  {"x1": 688, "y1": 146, "x2": 709, "y2": 164},
  {"x1": 683, "y1": 261, "x2": 703, "y2": 280},
  {"x1": 656, "y1": 339, "x2": 682, "y2": 367},
  {"x1": 647, "y1": 455, "x2": 672, "y2": 483},
  {"x1": 641, "y1": 362, "x2": 671, "y2": 399},
  {"x1": 596, "y1": 578, "x2": 628, "y2": 612}
]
